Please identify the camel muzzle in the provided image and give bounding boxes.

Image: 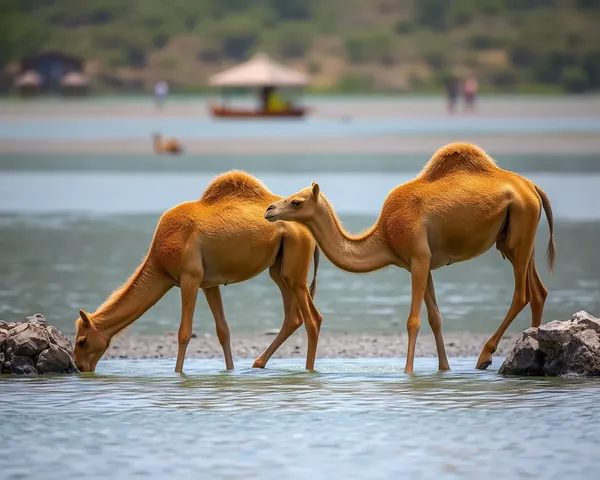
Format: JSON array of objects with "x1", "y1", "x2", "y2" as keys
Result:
[{"x1": 264, "y1": 204, "x2": 280, "y2": 221}]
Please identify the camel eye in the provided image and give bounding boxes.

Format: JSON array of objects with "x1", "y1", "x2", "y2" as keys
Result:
[{"x1": 291, "y1": 200, "x2": 302, "y2": 208}]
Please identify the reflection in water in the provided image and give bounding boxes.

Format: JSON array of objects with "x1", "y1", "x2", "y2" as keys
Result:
[{"x1": 1, "y1": 358, "x2": 599, "y2": 479}]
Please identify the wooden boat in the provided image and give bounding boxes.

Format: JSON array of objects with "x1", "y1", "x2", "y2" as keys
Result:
[{"x1": 210, "y1": 104, "x2": 308, "y2": 118}]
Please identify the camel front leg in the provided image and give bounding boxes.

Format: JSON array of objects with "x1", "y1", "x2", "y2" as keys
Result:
[
  {"x1": 424, "y1": 272, "x2": 450, "y2": 371},
  {"x1": 253, "y1": 261, "x2": 303, "y2": 369},
  {"x1": 203, "y1": 286, "x2": 234, "y2": 370},
  {"x1": 175, "y1": 272, "x2": 201, "y2": 373},
  {"x1": 405, "y1": 256, "x2": 430, "y2": 374}
]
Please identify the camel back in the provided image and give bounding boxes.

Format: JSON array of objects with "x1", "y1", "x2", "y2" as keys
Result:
[
  {"x1": 419, "y1": 143, "x2": 497, "y2": 182},
  {"x1": 200, "y1": 171, "x2": 273, "y2": 204}
]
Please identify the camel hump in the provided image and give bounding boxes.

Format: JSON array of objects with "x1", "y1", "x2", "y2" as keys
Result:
[
  {"x1": 200, "y1": 170, "x2": 273, "y2": 204},
  {"x1": 419, "y1": 142, "x2": 497, "y2": 181}
]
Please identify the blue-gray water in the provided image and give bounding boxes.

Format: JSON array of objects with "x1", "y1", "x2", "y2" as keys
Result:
[
  {"x1": 1, "y1": 358, "x2": 600, "y2": 479},
  {"x1": 1, "y1": 154, "x2": 600, "y2": 335},
  {"x1": 2, "y1": 145, "x2": 600, "y2": 479}
]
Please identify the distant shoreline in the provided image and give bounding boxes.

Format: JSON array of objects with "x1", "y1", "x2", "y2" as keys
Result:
[
  {"x1": 100, "y1": 331, "x2": 521, "y2": 362},
  {"x1": 2, "y1": 96, "x2": 599, "y2": 155}
]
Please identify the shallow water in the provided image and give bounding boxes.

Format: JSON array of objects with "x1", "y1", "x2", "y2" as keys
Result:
[
  {"x1": 1, "y1": 357, "x2": 599, "y2": 479},
  {"x1": 0, "y1": 153, "x2": 599, "y2": 335}
]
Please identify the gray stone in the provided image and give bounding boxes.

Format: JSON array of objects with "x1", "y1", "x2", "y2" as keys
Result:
[
  {"x1": 0, "y1": 321, "x2": 9, "y2": 331},
  {"x1": 571, "y1": 310, "x2": 600, "y2": 334},
  {"x1": 0, "y1": 349, "x2": 4, "y2": 372},
  {"x1": 7, "y1": 355, "x2": 37, "y2": 375},
  {"x1": 538, "y1": 320, "x2": 585, "y2": 351},
  {"x1": 562, "y1": 330, "x2": 600, "y2": 376},
  {"x1": 36, "y1": 345, "x2": 76, "y2": 374},
  {"x1": 26, "y1": 313, "x2": 47, "y2": 326},
  {"x1": 520, "y1": 327, "x2": 539, "y2": 342},
  {"x1": 6, "y1": 324, "x2": 49, "y2": 357},
  {"x1": 499, "y1": 336, "x2": 544, "y2": 376},
  {"x1": 46, "y1": 325, "x2": 73, "y2": 352},
  {"x1": 6, "y1": 322, "x2": 30, "y2": 337}
]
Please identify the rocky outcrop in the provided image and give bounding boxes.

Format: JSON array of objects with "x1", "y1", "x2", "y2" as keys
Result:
[
  {"x1": 500, "y1": 310, "x2": 600, "y2": 376},
  {"x1": 0, "y1": 314, "x2": 78, "y2": 375}
]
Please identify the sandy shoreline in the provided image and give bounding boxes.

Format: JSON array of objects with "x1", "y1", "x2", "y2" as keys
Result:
[
  {"x1": 2, "y1": 96, "x2": 599, "y2": 155},
  {"x1": 100, "y1": 331, "x2": 520, "y2": 361},
  {"x1": 2, "y1": 134, "x2": 600, "y2": 155}
]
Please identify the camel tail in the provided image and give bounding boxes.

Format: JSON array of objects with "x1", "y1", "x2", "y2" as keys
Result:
[
  {"x1": 309, "y1": 246, "x2": 320, "y2": 298},
  {"x1": 535, "y1": 185, "x2": 557, "y2": 272}
]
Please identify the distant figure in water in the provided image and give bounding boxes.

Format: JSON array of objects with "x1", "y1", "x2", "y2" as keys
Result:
[
  {"x1": 463, "y1": 75, "x2": 479, "y2": 113},
  {"x1": 152, "y1": 133, "x2": 183, "y2": 155},
  {"x1": 154, "y1": 80, "x2": 169, "y2": 110},
  {"x1": 444, "y1": 76, "x2": 460, "y2": 114}
]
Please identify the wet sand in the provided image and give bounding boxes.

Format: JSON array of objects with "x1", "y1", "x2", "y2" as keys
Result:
[{"x1": 101, "y1": 331, "x2": 520, "y2": 361}]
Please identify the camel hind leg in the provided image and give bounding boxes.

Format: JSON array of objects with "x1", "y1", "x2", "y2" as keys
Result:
[
  {"x1": 252, "y1": 257, "x2": 303, "y2": 369},
  {"x1": 424, "y1": 272, "x2": 450, "y2": 371},
  {"x1": 528, "y1": 254, "x2": 548, "y2": 328},
  {"x1": 476, "y1": 203, "x2": 538, "y2": 370},
  {"x1": 203, "y1": 286, "x2": 234, "y2": 370}
]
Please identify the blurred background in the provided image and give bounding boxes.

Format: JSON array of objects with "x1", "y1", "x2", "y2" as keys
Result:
[
  {"x1": 0, "y1": 0, "x2": 599, "y2": 337},
  {"x1": 1, "y1": 0, "x2": 600, "y2": 95}
]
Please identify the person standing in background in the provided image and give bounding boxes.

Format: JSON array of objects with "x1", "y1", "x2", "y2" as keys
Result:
[
  {"x1": 463, "y1": 75, "x2": 479, "y2": 113},
  {"x1": 154, "y1": 80, "x2": 168, "y2": 110},
  {"x1": 444, "y1": 75, "x2": 460, "y2": 114}
]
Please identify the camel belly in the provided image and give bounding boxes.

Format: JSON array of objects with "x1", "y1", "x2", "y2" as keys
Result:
[
  {"x1": 198, "y1": 229, "x2": 282, "y2": 288},
  {"x1": 427, "y1": 209, "x2": 507, "y2": 270}
]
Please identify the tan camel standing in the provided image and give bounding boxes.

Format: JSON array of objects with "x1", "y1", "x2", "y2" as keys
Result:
[
  {"x1": 73, "y1": 171, "x2": 322, "y2": 374},
  {"x1": 265, "y1": 142, "x2": 556, "y2": 374},
  {"x1": 152, "y1": 133, "x2": 183, "y2": 154}
]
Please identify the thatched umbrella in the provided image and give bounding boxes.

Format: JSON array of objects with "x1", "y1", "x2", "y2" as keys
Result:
[{"x1": 208, "y1": 53, "x2": 309, "y2": 114}]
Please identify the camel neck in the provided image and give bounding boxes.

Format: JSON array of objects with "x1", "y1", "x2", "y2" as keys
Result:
[
  {"x1": 305, "y1": 197, "x2": 395, "y2": 273},
  {"x1": 92, "y1": 258, "x2": 171, "y2": 338}
]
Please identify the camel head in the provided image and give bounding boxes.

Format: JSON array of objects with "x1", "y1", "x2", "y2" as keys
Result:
[
  {"x1": 73, "y1": 309, "x2": 110, "y2": 372},
  {"x1": 265, "y1": 182, "x2": 320, "y2": 224}
]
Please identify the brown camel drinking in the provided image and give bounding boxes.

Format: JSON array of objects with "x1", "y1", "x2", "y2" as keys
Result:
[
  {"x1": 265, "y1": 142, "x2": 556, "y2": 374},
  {"x1": 152, "y1": 132, "x2": 183, "y2": 154},
  {"x1": 73, "y1": 171, "x2": 322, "y2": 374}
]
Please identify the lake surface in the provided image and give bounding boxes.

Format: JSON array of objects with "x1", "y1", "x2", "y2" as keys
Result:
[
  {"x1": 1, "y1": 153, "x2": 599, "y2": 335},
  {"x1": 1, "y1": 357, "x2": 599, "y2": 479}
]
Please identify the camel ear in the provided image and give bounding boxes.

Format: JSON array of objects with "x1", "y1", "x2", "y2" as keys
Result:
[
  {"x1": 312, "y1": 182, "x2": 320, "y2": 199},
  {"x1": 79, "y1": 310, "x2": 92, "y2": 326}
]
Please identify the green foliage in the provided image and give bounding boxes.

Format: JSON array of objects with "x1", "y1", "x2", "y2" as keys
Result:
[
  {"x1": 345, "y1": 31, "x2": 395, "y2": 65},
  {"x1": 264, "y1": 23, "x2": 314, "y2": 59},
  {"x1": 2, "y1": 0, "x2": 600, "y2": 93},
  {"x1": 560, "y1": 67, "x2": 589, "y2": 93}
]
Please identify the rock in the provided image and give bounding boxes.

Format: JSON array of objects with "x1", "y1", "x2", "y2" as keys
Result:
[
  {"x1": 46, "y1": 325, "x2": 73, "y2": 352},
  {"x1": 0, "y1": 321, "x2": 9, "y2": 331},
  {"x1": 562, "y1": 330, "x2": 600, "y2": 376},
  {"x1": 499, "y1": 336, "x2": 544, "y2": 376},
  {"x1": 538, "y1": 320, "x2": 584, "y2": 349},
  {"x1": 500, "y1": 310, "x2": 600, "y2": 377},
  {"x1": 5, "y1": 324, "x2": 50, "y2": 357},
  {"x1": 26, "y1": 313, "x2": 47, "y2": 326},
  {"x1": 571, "y1": 310, "x2": 600, "y2": 334},
  {"x1": 7, "y1": 355, "x2": 37, "y2": 375},
  {"x1": 1, "y1": 314, "x2": 78, "y2": 375},
  {"x1": 520, "y1": 327, "x2": 539, "y2": 342},
  {"x1": 37, "y1": 345, "x2": 77, "y2": 374}
]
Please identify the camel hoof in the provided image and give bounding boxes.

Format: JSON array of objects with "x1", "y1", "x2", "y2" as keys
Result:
[
  {"x1": 252, "y1": 359, "x2": 266, "y2": 369},
  {"x1": 476, "y1": 359, "x2": 492, "y2": 370}
]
